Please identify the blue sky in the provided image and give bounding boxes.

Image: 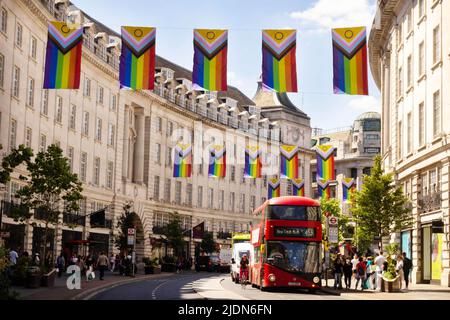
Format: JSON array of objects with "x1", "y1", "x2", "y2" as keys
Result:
[{"x1": 72, "y1": 0, "x2": 380, "y2": 130}]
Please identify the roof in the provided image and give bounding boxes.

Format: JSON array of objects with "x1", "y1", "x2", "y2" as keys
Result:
[
  {"x1": 80, "y1": 9, "x2": 254, "y2": 108},
  {"x1": 355, "y1": 112, "x2": 381, "y2": 121},
  {"x1": 268, "y1": 196, "x2": 320, "y2": 207}
]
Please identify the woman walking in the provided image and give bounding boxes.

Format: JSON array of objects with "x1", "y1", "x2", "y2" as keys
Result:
[
  {"x1": 355, "y1": 257, "x2": 367, "y2": 291},
  {"x1": 396, "y1": 255, "x2": 404, "y2": 289},
  {"x1": 343, "y1": 259, "x2": 353, "y2": 290}
]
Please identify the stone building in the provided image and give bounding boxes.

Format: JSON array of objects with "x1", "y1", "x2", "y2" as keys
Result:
[
  {"x1": 369, "y1": 0, "x2": 449, "y2": 286},
  {"x1": 0, "y1": 0, "x2": 312, "y2": 261}
]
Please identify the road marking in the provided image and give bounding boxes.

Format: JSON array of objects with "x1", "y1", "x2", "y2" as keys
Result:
[{"x1": 151, "y1": 280, "x2": 169, "y2": 299}]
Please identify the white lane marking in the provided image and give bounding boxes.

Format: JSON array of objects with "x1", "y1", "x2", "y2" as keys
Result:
[{"x1": 151, "y1": 280, "x2": 170, "y2": 299}]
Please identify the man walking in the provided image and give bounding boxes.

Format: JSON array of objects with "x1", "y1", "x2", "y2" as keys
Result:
[
  {"x1": 374, "y1": 251, "x2": 386, "y2": 290},
  {"x1": 402, "y1": 252, "x2": 413, "y2": 290},
  {"x1": 97, "y1": 251, "x2": 109, "y2": 280},
  {"x1": 333, "y1": 254, "x2": 343, "y2": 290}
]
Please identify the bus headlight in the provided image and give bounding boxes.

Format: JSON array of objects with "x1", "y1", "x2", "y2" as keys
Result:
[
  {"x1": 268, "y1": 274, "x2": 276, "y2": 282},
  {"x1": 313, "y1": 276, "x2": 320, "y2": 284}
]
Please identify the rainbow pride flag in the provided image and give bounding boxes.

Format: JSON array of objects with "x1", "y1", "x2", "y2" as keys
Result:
[
  {"x1": 173, "y1": 143, "x2": 192, "y2": 177},
  {"x1": 268, "y1": 178, "x2": 281, "y2": 199},
  {"x1": 208, "y1": 145, "x2": 226, "y2": 178},
  {"x1": 280, "y1": 145, "x2": 299, "y2": 179},
  {"x1": 43, "y1": 21, "x2": 83, "y2": 89},
  {"x1": 342, "y1": 178, "x2": 356, "y2": 202},
  {"x1": 316, "y1": 145, "x2": 335, "y2": 181},
  {"x1": 332, "y1": 27, "x2": 368, "y2": 95},
  {"x1": 193, "y1": 29, "x2": 227, "y2": 91},
  {"x1": 262, "y1": 29, "x2": 297, "y2": 92},
  {"x1": 244, "y1": 146, "x2": 262, "y2": 178},
  {"x1": 120, "y1": 26, "x2": 156, "y2": 90},
  {"x1": 292, "y1": 178, "x2": 305, "y2": 196},
  {"x1": 317, "y1": 178, "x2": 331, "y2": 199}
]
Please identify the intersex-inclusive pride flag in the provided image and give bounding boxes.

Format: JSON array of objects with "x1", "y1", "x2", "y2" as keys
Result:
[
  {"x1": 262, "y1": 29, "x2": 297, "y2": 92},
  {"x1": 244, "y1": 146, "x2": 262, "y2": 178},
  {"x1": 44, "y1": 21, "x2": 83, "y2": 89},
  {"x1": 317, "y1": 178, "x2": 331, "y2": 199},
  {"x1": 292, "y1": 178, "x2": 305, "y2": 197},
  {"x1": 342, "y1": 178, "x2": 356, "y2": 202},
  {"x1": 280, "y1": 145, "x2": 299, "y2": 179},
  {"x1": 208, "y1": 145, "x2": 226, "y2": 178},
  {"x1": 268, "y1": 178, "x2": 281, "y2": 199},
  {"x1": 173, "y1": 143, "x2": 192, "y2": 178},
  {"x1": 332, "y1": 26, "x2": 368, "y2": 95},
  {"x1": 120, "y1": 26, "x2": 156, "y2": 90},
  {"x1": 193, "y1": 29, "x2": 228, "y2": 91},
  {"x1": 316, "y1": 145, "x2": 335, "y2": 181}
]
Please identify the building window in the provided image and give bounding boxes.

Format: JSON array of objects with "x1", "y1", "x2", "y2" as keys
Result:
[
  {"x1": 15, "y1": 22, "x2": 22, "y2": 48},
  {"x1": 419, "y1": 41, "x2": 425, "y2": 76},
  {"x1": 164, "y1": 178, "x2": 171, "y2": 202},
  {"x1": 397, "y1": 121, "x2": 402, "y2": 159},
  {"x1": 67, "y1": 147, "x2": 74, "y2": 172},
  {"x1": 30, "y1": 36, "x2": 37, "y2": 59},
  {"x1": 433, "y1": 25, "x2": 440, "y2": 64},
  {"x1": 97, "y1": 86, "x2": 104, "y2": 104},
  {"x1": 0, "y1": 53, "x2": 4, "y2": 89},
  {"x1": 69, "y1": 104, "x2": 76, "y2": 130},
  {"x1": 197, "y1": 186, "x2": 203, "y2": 208},
  {"x1": 186, "y1": 183, "x2": 193, "y2": 206},
  {"x1": 406, "y1": 7, "x2": 412, "y2": 34},
  {"x1": 12, "y1": 66, "x2": 20, "y2": 98},
  {"x1": 407, "y1": 55, "x2": 412, "y2": 88},
  {"x1": 251, "y1": 195, "x2": 256, "y2": 211},
  {"x1": 167, "y1": 121, "x2": 173, "y2": 137},
  {"x1": 429, "y1": 169, "x2": 437, "y2": 193},
  {"x1": 95, "y1": 118, "x2": 102, "y2": 141},
  {"x1": 407, "y1": 113, "x2": 412, "y2": 154},
  {"x1": 219, "y1": 190, "x2": 224, "y2": 210},
  {"x1": 155, "y1": 117, "x2": 162, "y2": 132},
  {"x1": 240, "y1": 194, "x2": 245, "y2": 213},
  {"x1": 55, "y1": 96, "x2": 62, "y2": 123},
  {"x1": 9, "y1": 119, "x2": 17, "y2": 149},
  {"x1": 107, "y1": 123, "x2": 115, "y2": 146},
  {"x1": 230, "y1": 192, "x2": 235, "y2": 212},
  {"x1": 397, "y1": 67, "x2": 403, "y2": 97},
  {"x1": 261, "y1": 197, "x2": 266, "y2": 205},
  {"x1": 82, "y1": 111, "x2": 89, "y2": 135},
  {"x1": 166, "y1": 147, "x2": 172, "y2": 167},
  {"x1": 25, "y1": 127, "x2": 32, "y2": 148},
  {"x1": 93, "y1": 157, "x2": 100, "y2": 186},
  {"x1": 397, "y1": 22, "x2": 402, "y2": 47},
  {"x1": 41, "y1": 90, "x2": 48, "y2": 115},
  {"x1": 80, "y1": 152, "x2": 87, "y2": 182},
  {"x1": 153, "y1": 176, "x2": 160, "y2": 200},
  {"x1": 433, "y1": 90, "x2": 441, "y2": 137},
  {"x1": 421, "y1": 172, "x2": 428, "y2": 196},
  {"x1": 39, "y1": 134, "x2": 46, "y2": 152},
  {"x1": 84, "y1": 78, "x2": 91, "y2": 97},
  {"x1": 198, "y1": 163, "x2": 203, "y2": 175},
  {"x1": 1, "y1": 7, "x2": 7, "y2": 33},
  {"x1": 208, "y1": 188, "x2": 214, "y2": 209},
  {"x1": 155, "y1": 143, "x2": 161, "y2": 164},
  {"x1": 419, "y1": 102, "x2": 425, "y2": 146},
  {"x1": 419, "y1": 0, "x2": 425, "y2": 18},
  {"x1": 230, "y1": 165, "x2": 235, "y2": 182},
  {"x1": 110, "y1": 94, "x2": 117, "y2": 111},
  {"x1": 175, "y1": 181, "x2": 182, "y2": 205},
  {"x1": 106, "y1": 161, "x2": 114, "y2": 189},
  {"x1": 26, "y1": 78, "x2": 34, "y2": 107}
]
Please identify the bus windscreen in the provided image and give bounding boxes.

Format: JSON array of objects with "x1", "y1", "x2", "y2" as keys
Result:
[
  {"x1": 266, "y1": 241, "x2": 320, "y2": 274},
  {"x1": 269, "y1": 205, "x2": 320, "y2": 221}
]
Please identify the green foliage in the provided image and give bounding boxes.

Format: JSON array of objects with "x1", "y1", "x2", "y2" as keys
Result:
[
  {"x1": 351, "y1": 156, "x2": 412, "y2": 250},
  {"x1": 0, "y1": 144, "x2": 33, "y2": 185},
  {"x1": 200, "y1": 232, "x2": 216, "y2": 254},
  {"x1": 143, "y1": 257, "x2": 159, "y2": 266},
  {"x1": 320, "y1": 197, "x2": 350, "y2": 241},
  {"x1": 12, "y1": 144, "x2": 83, "y2": 261},
  {"x1": 0, "y1": 246, "x2": 18, "y2": 300},
  {"x1": 163, "y1": 212, "x2": 185, "y2": 257},
  {"x1": 115, "y1": 202, "x2": 141, "y2": 252}
]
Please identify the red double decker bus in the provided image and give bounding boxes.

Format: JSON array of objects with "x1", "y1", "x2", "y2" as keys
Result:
[{"x1": 250, "y1": 196, "x2": 322, "y2": 291}]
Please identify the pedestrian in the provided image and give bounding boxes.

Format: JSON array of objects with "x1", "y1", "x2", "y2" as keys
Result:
[
  {"x1": 396, "y1": 255, "x2": 404, "y2": 289},
  {"x1": 374, "y1": 251, "x2": 386, "y2": 290},
  {"x1": 9, "y1": 248, "x2": 18, "y2": 266},
  {"x1": 333, "y1": 255, "x2": 343, "y2": 289},
  {"x1": 96, "y1": 251, "x2": 109, "y2": 280},
  {"x1": 343, "y1": 258, "x2": 353, "y2": 290},
  {"x1": 56, "y1": 252, "x2": 65, "y2": 277},
  {"x1": 365, "y1": 256, "x2": 376, "y2": 289},
  {"x1": 33, "y1": 253, "x2": 40, "y2": 265},
  {"x1": 109, "y1": 253, "x2": 116, "y2": 272},
  {"x1": 402, "y1": 252, "x2": 412, "y2": 289},
  {"x1": 351, "y1": 254, "x2": 359, "y2": 279},
  {"x1": 355, "y1": 257, "x2": 367, "y2": 290}
]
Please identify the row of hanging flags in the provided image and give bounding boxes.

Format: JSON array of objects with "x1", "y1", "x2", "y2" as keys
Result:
[{"x1": 43, "y1": 21, "x2": 369, "y2": 95}]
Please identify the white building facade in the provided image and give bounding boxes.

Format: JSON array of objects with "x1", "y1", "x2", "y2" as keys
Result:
[
  {"x1": 0, "y1": 0, "x2": 312, "y2": 261},
  {"x1": 369, "y1": 0, "x2": 450, "y2": 286}
]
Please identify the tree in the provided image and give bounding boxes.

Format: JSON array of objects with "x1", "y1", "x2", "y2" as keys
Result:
[
  {"x1": 114, "y1": 202, "x2": 141, "y2": 253},
  {"x1": 351, "y1": 155, "x2": 412, "y2": 251},
  {"x1": 200, "y1": 232, "x2": 216, "y2": 254},
  {"x1": 13, "y1": 144, "x2": 83, "y2": 266},
  {"x1": 0, "y1": 144, "x2": 33, "y2": 185},
  {"x1": 320, "y1": 197, "x2": 350, "y2": 242},
  {"x1": 163, "y1": 212, "x2": 185, "y2": 257}
]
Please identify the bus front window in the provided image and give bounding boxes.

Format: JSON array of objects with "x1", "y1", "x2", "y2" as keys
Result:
[{"x1": 266, "y1": 241, "x2": 320, "y2": 274}]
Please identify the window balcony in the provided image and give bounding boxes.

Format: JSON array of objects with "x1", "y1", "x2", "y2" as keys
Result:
[{"x1": 418, "y1": 190, "x2": 441, "y2": 214}]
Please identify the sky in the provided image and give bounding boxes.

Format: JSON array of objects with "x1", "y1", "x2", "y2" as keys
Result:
[{"x1": 72, "y1": 0, "x2": 380, "y2": 130}]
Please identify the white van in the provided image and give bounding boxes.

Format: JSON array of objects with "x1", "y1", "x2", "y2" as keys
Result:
[{"x1": 230, "y1": 242, "x2": 253, "y2": 283}]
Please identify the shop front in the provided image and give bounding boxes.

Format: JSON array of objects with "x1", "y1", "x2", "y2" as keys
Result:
[{"x1": 421, "y1": 220, "x2": 444, "y2": 284}]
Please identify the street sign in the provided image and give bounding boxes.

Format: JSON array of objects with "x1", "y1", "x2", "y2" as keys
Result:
[
  {"x1": 127, "y1": 235, "x2": 135, "y2": 245},
  {"x1": 328, "y1": 226, "x2": 338, "y2": 243},
  {"x1": 128, "y1": 228, "x2": 135, "y2": 235},
  {"x1": 328, "y1": 216, "x2": 338, "y2": 226}
]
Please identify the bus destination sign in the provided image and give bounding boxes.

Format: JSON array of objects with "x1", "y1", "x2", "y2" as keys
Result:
[{"x1": 274, "y1": 227, "x2": 316, "y2": 238}]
